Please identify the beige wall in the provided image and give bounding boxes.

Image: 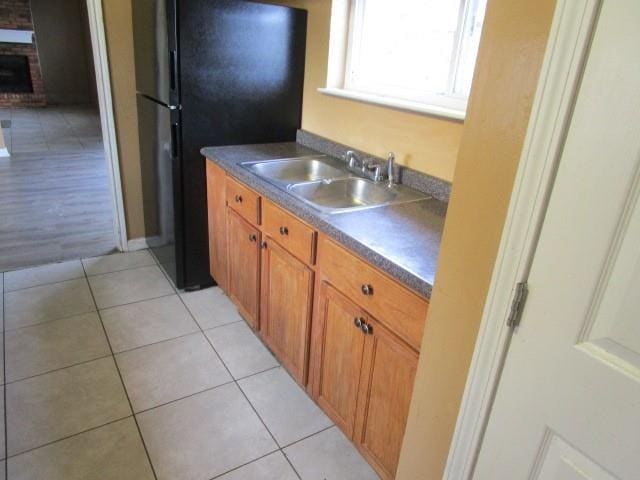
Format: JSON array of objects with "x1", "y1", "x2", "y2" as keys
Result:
[
  {"x1": 102, "y1": 0, "x2": 145, "y2": 239},
  {"x1": 31, "y1": 0, "x2": 96, "y2": 105},
  {"x1": 273, "y1": 0, "x2": 463, "y2": 181},
  {"x1": 396, "y1": 0, "x2": 557, "y2": 478}
]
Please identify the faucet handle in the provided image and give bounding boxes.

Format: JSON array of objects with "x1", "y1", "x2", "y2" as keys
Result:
[{"x1": 387, "y1": 152, "x2": 396, "y2": 187}]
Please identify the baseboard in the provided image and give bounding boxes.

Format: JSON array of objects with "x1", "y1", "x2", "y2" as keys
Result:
[
  {"x1": 0, "y1": 147, "x2": 9, "y2": 158},
  {"x1": 127, "y1": 238, "x2": 149, "y2": 251},
  {"x1": 127, "y1": 236, "x2": 163, "y2": 251}
]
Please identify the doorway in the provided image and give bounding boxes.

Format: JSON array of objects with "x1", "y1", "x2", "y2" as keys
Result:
[{"x1": 0, "y1": 0, "x2": 124, "y2": 272}]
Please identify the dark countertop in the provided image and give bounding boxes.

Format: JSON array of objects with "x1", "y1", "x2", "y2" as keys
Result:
[{"x1": 202, "y1": 142, "x2": 446, "y2": 298}]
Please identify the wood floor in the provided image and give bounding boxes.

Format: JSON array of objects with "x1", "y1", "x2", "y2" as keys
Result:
[{"x1": 0, "y1": 106, "x2": 117, "y2": 272}]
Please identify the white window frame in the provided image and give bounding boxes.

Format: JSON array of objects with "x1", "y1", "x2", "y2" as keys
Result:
[{"x1": 320, "y1": 0, "x2": 484, "y2": 121}]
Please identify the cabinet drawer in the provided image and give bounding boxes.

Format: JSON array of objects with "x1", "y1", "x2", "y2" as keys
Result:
[
  {"x1": 226, "y1": 176, "x2": 261, "y2": 225},
  {"x1": 317, "y1": 236, "x2": 428, "y2": 351},
  {"x1": 263, "y1": 199, "x2": 316, "y2": 264}
]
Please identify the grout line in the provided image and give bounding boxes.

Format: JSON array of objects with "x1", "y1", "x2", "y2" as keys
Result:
[
  {"x1": 280, "y1": 424, "x2": 336, "y2": 450},
  {"x1": 4, "y1": 415, "x2": 133, "y2": 461},
  {"x1": 112, "y1": 329, "x2": 201, "y2": 356},
  {"x1": 132, "y1": 364, "x2": 283, "y2": 416},
  {"x1": 3, "y1": 274, "x2": 87, "y2": 294},
  {"x1": 80, "y1": 262, "x2": 159, "y2": 480},
  {"x1": 207, "y1": 448, "x2": 282, "y2": 480},
  {"x1": 3, "y1": 354, "x2": 113, "y2": 386},
  {"x1": 84, "y1": 262, "x2": 163, "y2": 279},
  {"x1": 83, "y1": 261, "x2": 157, "y2": 276},
  {"x1": 133, "y1": 379, "x2": 235, "y2": 415},
  {"x1": 195, "y1": 318, "x2": 244, "y2": 333},
  {"x1": 282, "y1": 450, "x2": 303, "y2": 480},
  {"x1": 3, "y1": 308, "x2": 98, "y2": 334},
  {"x1": 96, "y1": 291, "x2": 176, "y2": 313}
]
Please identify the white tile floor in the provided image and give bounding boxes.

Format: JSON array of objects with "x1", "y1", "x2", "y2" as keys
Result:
[{"x1": 0, "y1": 250, "x2": 380, "y2": 479}]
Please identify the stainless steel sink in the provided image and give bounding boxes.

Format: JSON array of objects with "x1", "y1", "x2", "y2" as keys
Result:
[
  {"x1": 242, "y1": 156, "x2": 349, "y2": 185},
  {"x1": 242, "y1": 155, "x2": 429, "y2": 213},
  {"x1": 288, "y1": 177, "x2": 429, "y2": 214}
]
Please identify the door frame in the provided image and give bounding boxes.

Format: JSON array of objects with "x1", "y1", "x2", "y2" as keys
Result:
[
  {"x1": 85, "y1": 0, "x2": 128, "y2": 251},
  {"x1": 443, "y1": 0, "x2": 602, "y2": 478}
]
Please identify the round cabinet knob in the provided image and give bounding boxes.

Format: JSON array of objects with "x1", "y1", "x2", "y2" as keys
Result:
[
  {"x1": 361, "y1": 323, "x2": 373, "y2": 335},
  {"x1": 353, "y1": 317, "x2": 363, "y2": 328},
  {"x1": 260, "y1": 241, "x2": 267, "y2": 249},
  {"x1": 361, "y1": 284, "x2": 374, "y2": 296},
  {"x1": 279, "y1": 226, "x2": 289, "y2": 236},
  {"x1": 235, "y1": 195, "x2": 243, "y2": 203},
  {"x1": 248, "y1": 234, "x2": 257, "y2": 242}
]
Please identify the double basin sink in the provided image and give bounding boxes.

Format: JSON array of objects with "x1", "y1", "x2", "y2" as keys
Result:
[{"x1": 241, "y1": 155, "x2": 429, "y2": 214}]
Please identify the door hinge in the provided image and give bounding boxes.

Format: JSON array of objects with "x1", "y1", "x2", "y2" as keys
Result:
[{"x1": 507, "y1": 281, "x2": 528, "y2": 328}]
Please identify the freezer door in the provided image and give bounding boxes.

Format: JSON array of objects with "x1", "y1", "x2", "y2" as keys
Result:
[
  {"x1": 131, "y1": 0, "x2": 177, "y2": 105},
  {"x1": 136, "y1": 94, "x2": 182, "y2": 287}
]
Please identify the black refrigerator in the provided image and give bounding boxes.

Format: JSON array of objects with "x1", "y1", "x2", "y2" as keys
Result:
[{"x1": 132, "y1": 0, "x2": 307, "y2": 289}]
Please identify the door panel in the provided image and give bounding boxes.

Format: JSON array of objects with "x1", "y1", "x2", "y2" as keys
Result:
[
  {"x1": 226, "y1": 209, "x2": 260, "y2": 329},
  {"x1": 475, "y1": 1, "x2": 640, "y2": 478},
  {"x1": 533, "y1": 433, "x2": 618, "y2": 480},
  {"x1": 260, "y1": 238, "x2": 314, "y2": 384},
  {"x1": 312, "y1": 282, "x2": 366, "y2": 436},
  {"x1": 355, "y1": 318, "x2": 419, "y2": 480}
]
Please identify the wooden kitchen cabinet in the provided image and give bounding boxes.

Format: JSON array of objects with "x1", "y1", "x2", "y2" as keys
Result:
[
  {"x1": 260, "y1": 237, "x2": 314, "y2": 384},
  {"x1": 311, "y1": 280, "x2": 419, "y2": 479},
  {"x1": 206, "y1": 162, "x2": 228, "y2": 289},
  {"x1": 354, "y1": 316, "x2": 419, "y2": 479},
  {"x1": 310, "y1": 235, "x2": 427, "y2": 480},
  {"x1": 226, "y1": 209, "x2": 261, "y2": 329},
  {"x1": 206, "y1": 163, "x2": 428, "y2": 479},
  {"x1": 310, "y1": 281, "x2": 368, "y2": 436}
]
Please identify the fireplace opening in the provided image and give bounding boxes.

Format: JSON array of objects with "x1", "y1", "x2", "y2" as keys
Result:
[{"x1": 0, "y1": 55, "x2": 33, "y2": 93}]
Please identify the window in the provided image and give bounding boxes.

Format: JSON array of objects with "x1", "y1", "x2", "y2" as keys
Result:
[{"x1": 322, "y1": 0, "x2": 487, "y2": 120}]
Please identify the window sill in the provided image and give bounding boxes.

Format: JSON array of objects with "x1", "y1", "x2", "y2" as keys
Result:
[{"x1": 318, "y1": 87, "x2": 466, "y2": 121}]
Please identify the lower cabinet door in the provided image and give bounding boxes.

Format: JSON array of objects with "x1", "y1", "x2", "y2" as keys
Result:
[
  {"x1": 354, "y1": 317, "x2": 419, "y2": 480},
  {"x1": 226, "y1": 208, "x2": 261, "y2": 329},
  {"x1": 260, "y1": 238, "x2": 314, "y2": 384},
  {"x1": 310, "y1": 281, "x2": 367, "y2": 436}
]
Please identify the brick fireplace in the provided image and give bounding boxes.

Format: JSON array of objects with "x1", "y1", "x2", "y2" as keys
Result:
[{"x1": 0, "y1": 0, "x2": 46, "y2": 107}]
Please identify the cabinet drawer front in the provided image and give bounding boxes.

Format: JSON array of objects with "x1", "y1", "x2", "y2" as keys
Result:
[
  {"x1": 225, "y1": 176, "x2": 261, "y2": 225},
  {"x1": 263, "y1": 200, "x2": 316, "y2": 264},
  {"x1": 318, "y1": 236, "x2": 428, "y2": 351}
]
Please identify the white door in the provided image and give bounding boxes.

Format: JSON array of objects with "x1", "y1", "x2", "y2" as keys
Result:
[{"x1": 473, "y1": 0, "x2": 640, "y2": 479}]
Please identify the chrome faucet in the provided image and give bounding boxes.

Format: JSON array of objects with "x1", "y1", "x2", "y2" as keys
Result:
[
  {"x1": 344, "y1": 149, "x2": 394, "y2": 183},
  {"x1": 387, "y1": 152, "x2": 396, "y2": 187},
  {"x1": 345, "y1": 150, "x2": 359, "y2": 170}
]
